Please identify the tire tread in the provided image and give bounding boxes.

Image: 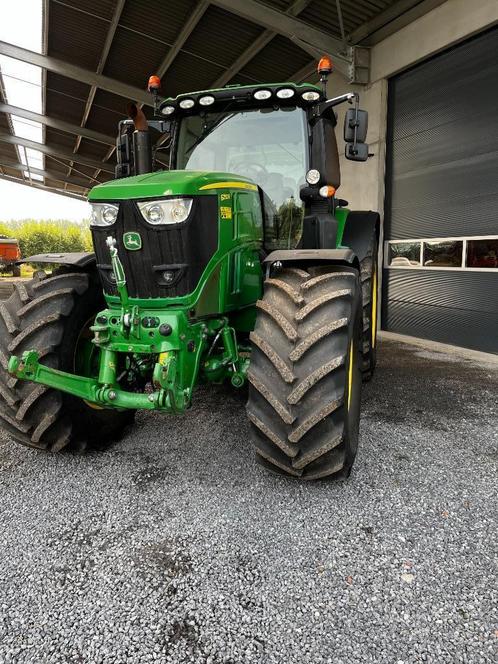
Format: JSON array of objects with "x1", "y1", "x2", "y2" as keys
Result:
[{"x1": 247, "y1": 267, "x2": 362, "y2": 479}]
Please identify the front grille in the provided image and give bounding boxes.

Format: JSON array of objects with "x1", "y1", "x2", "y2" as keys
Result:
[{"x1": 91, "y1": 196, "x2": 218, "y2": 298}]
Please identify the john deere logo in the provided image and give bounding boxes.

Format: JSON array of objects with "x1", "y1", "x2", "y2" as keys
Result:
[{"x1": 123, "y1": 232, "x2": 142, "y2": 251}]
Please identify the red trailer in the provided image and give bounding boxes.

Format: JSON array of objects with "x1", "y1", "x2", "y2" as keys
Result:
[{"x1": 0, "y1": 237, "x2": 21, "y2": 276}]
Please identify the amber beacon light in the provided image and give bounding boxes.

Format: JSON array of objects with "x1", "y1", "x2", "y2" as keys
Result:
[
  {"x1": 317, "y1": 55, "x2": 333, "y2": 93},
  {"x1": 147, "y1": 75, "x2": 161, "y2": 92},
  {"x1": 318, "y1": 55, "x2": 333, "y2": 76}
]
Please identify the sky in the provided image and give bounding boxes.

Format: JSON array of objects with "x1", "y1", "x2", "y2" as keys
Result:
[
  {"x1": 0, "y1": 0, "x2": 91, "y2": 221},
  {"x1": 0, "y1": 178, "x2": 91, "y2": 221}
]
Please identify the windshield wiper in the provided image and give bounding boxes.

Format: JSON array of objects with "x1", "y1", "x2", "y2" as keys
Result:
[{"x1": 185, "y1": 112, "x2": 238, "y2": 156}]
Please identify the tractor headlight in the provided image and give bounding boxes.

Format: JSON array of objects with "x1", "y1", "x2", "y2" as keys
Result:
[
  {"x1": 254, "y1": 89, "x2": 272, "y2": 101},
  {"x1": 90, "y1": 203, "x2": 119, "y2": 226},
  {"x1": 301, "y1": 90, "x2": 320, "y2": 102},
  {"x1": 137, "y1": 198, "x2": 193, "y2": 225},
  {"x1": 306, "y1": 169, "x2": 321, "y2": 185},
  {"x1": 199, "y1": 95, "x2": 215, "y2": 106},
  {"x1": 179, "y1": 98, "x2": 195, "y2": 109},
  {"x1": 276, "y1": 88, "x2": 295, "y2": 99}
]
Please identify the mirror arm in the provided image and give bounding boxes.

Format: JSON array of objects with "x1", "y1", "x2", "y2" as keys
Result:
[
  {"x1": 325, "y1": 92, "x2": 358, "y2": 108},
  {"x1": 148, "y1": 119, "x2": 171, "y2": 133},
  {"x1": 313, "y1": 92, "x2": 359, "y2": 120},
  {"x1": 352, "y1": 94, "x2": 360, "y2": 147}
]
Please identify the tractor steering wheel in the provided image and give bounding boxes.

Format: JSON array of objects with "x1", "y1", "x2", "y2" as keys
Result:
[{"x1": 231, "y1": 161, "x2": 268, "y2": 182}]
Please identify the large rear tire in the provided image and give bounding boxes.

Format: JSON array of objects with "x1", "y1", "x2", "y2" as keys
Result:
[
  {"x1": 0, "y1": 270, "x2": 134, "y2": 452},
  {"x1": 246, "y1": 265, "x2": 363, "y2": 480},
  {"x1": 360, "y1": 237, "x2": 378, "y2": 381}
]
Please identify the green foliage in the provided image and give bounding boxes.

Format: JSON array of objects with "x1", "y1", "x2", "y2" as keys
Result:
[
  {"x1": 265, "y1": 198, "x2": 304, "y2": 250},
  {"x1": 0, "y1": 219, "x2": 92, "y2": 258}
]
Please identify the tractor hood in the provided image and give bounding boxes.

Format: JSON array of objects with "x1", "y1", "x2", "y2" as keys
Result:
[{"x1": 88, "y1": 170, "x2": 258, "y2": 201}]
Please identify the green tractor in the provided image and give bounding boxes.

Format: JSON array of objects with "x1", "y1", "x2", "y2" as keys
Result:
[{"x1": 1, "y1": 58, "x2": 379, "y2": 480}]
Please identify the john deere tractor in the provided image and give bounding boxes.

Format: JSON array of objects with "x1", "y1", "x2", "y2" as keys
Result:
[{"x1": 0, "y1": 58, "x2": 379, "y2": 480}]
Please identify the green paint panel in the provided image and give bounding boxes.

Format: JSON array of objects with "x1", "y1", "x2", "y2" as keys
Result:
[
  {"x1": 89, "y1": 171, "x2": 258, "y2": 201},
  {"x1": 335, "y1": 207, "x2": 350, "y2": 246}
]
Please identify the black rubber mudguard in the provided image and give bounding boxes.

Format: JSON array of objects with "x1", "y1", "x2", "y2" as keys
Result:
[
  {"x1": 17, "y1": 252, "x2": 96, "y2": 268},
  {"x1": 263, "y1": 249, "x2": 360, "y2": 275},
  {"x1": 341, "y1": 211, "x2": 380, "y2": 264},
  {"x1": 263, "y1": 248, "x2": 358, "y2": 270}
]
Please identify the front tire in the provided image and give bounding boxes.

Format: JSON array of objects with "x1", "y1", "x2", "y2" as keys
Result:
[
  {"x1": 246, "y1": 265, "x2": 363, "y2": 480},
  {"x1": 0, "y1": 270, "x2": 134, "y2": 452}
]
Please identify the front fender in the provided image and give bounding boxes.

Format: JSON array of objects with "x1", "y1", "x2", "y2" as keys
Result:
[
  {"x1": 341, "y1": 211, "x2": 380, "y2": 263},
  {"x1": 263, "y1": 248, "x2": 359, "y2": 275},
  {"x1": 17, "y1": 252, "x2": 96, "y2": 268}
]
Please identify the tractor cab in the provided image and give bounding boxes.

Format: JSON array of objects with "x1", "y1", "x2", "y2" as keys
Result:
[
  {"x1": 173, "y1": 99, "x2": 310, "y2": 251},
  {"x1": 115, "y1": 62, "x2": 369, "y2": 254}
]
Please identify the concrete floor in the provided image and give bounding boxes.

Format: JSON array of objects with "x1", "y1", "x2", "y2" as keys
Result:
[{"x1": 0, "y1": 337, "x2": 496, "y2": 663}]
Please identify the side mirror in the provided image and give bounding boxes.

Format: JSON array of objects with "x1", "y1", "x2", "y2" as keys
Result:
[
  {"x1": 345, "y1": 142, "x2": 369, "y2": 162},
  {"x1": 344, "y1": 108, "x2": 368, "y2": 143}
]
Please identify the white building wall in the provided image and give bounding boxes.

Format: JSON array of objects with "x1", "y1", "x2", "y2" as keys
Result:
[
  {"x1": 328, "y1": 76, "x2": 388, "y2": 217},
  {"x1": 328, "y1": 0, "x2": 498, "y2": 217}
]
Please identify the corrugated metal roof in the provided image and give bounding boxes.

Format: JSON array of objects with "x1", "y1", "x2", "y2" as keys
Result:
[
  {"x1": 119, "y1": 0, "x2": 199, "y2": 47},
  {"x1": 57, "y1": 0, "x2": 118, "y2": 22},
  {"x1": 235, "y1": 34, "x2": 313, "y2": 85},
  {"x1": 300, "y1": 0, "x2": 395, "y2": 36},
  {"x1": 0, "y1": 0, "x2": 418, "y2": 197},
  {"x1": 103, "y1": 26, "x2": 170, "y2": 88},
  {"x1": 181, "y1": 5, "x2": 266, "y2": 73},
  {"x1": 45, "y1": 72, "x2": 89, "y2": 128},
  {"x1": 48, "y1": 1, "x2": 111, "y2": 72}
]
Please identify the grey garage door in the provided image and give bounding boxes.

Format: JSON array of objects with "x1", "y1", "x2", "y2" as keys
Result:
[{"x1": 382, "y1": 27, "x2": 498, "y2": 354}]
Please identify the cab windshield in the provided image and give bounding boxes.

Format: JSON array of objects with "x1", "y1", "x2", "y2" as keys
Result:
[{"x1": 175, "y1": 107, "x2": 309, "y2": 249}]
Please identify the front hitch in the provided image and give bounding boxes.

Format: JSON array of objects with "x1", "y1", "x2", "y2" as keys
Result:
[{"x1": 8, "y1": 350, "x2": 190, "y2": 413}]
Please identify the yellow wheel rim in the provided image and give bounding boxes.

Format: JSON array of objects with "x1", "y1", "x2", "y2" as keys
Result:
[
  {"x1": 371, "y1": 262, "x2": 377, "y2": 349},
  {"x1": 347, "y1": 339, "x2": 354, "y2": 411},
  {"x1": 83, "y1": 399, "x2": 104, "y2": 410}
]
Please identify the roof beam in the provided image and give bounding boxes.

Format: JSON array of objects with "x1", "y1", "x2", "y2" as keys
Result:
[
  {"x1": 0, "y1": 103, "x2": 115, "y2": 146},
  {"x1": 291, "y1": 60, "x2": 317, "y2": 84},
  {"x1": 0, "y1": 172, "x2": 86, "y2": 200},
  {"x1": 0, "y1": 40, "x2": 151, "y2": 106},
  {"x1": 349, "y1": 0, "x2": 449, "y2": 45},
  {"x1": 0, "y1": 159, "x2": 99, "y2": 189},
  {"x1": 156, "y1": 0, "x2": 210, "y2": 79},
  {"x1": 210, "y1": 0, "x2": 351, "y2": 77},
  {"x1": 73, "y1": 0, "x2": 126, "y2": 159},
  {"x1": 0, "y1": 161, "x2": 99, "y2": 190},
  {"x1": 0, "y1": 133, "x2": 115, "y2": 174},
  {"x1": 41, "y1": 0, "x2": 49, "y2": 170},
  {"x1": 212, "y1": 0, "x2": 312, "y2": 88}
]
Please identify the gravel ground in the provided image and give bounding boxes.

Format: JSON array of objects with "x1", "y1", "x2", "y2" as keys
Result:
[{"x1": 0, "y1": 337, "x2": 496, "y2": 664}]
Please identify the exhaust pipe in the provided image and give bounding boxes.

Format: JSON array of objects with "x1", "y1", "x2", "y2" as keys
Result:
[{"x1": 127, "y1": 102, "x2": 152, "y2": 175}]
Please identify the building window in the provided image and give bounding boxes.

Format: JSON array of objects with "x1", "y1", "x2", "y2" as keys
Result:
[
  {"x1": 423, "y1": 240, "x2": 463, "y2": 268},
  {"x1": 467, "y1": 239, "x2": 498, "y2": 269},
  {"x1": 387, "y1": 241, "x2": 421, "y2": 267},
  {"x1": 385, "y1": 236, "x2": 498, "y2": 272}
]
